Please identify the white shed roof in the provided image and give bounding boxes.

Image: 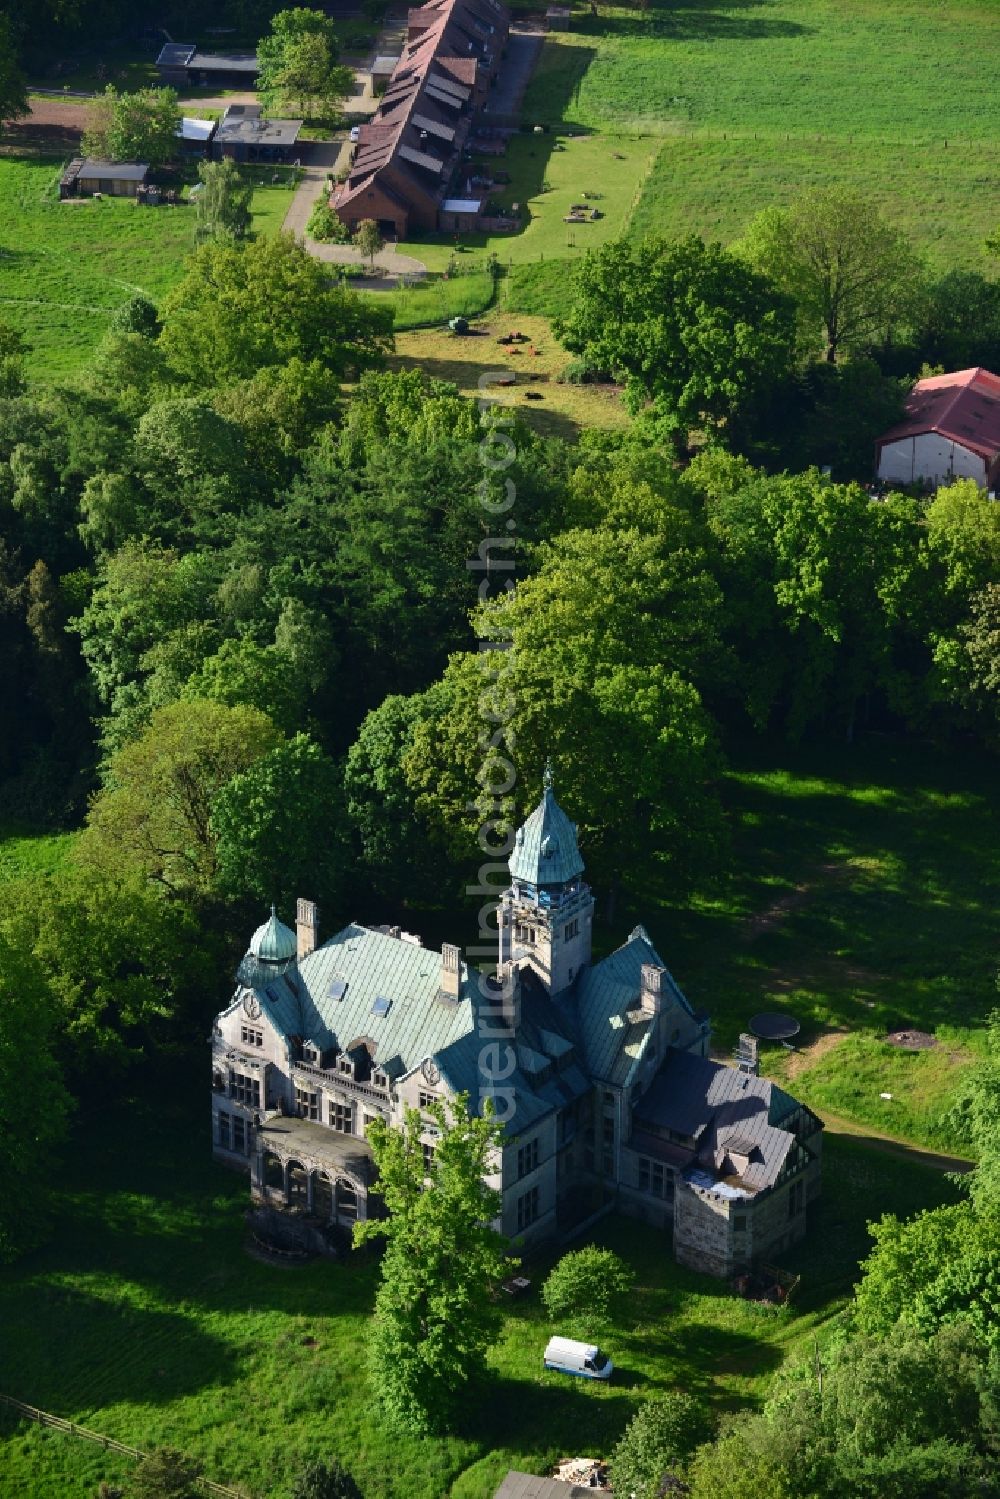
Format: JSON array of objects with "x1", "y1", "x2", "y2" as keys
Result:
[{"x1": 442, "y1": 197, "x2": 482, "y2": 213}]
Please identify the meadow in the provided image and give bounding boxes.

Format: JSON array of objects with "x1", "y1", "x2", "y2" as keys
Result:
[
  {"x1": 616, "y1": 735, "x2": 999, "y2": 1152},
  {"x1": 0, "y1": 158, "x2": 296, "y2": 378},
  {"x1": 502, "y1": 0, "x2": 1000, "y2": 318},
  {"x1": 396, "y1": 133, "x2": 654, "y2": 271},
  {"x1": 391, "y1": 310, "x2": 630, "y2": 440},
  {"x1": 0, "y1": 1077, "x2": 959, "y2": 1499}
]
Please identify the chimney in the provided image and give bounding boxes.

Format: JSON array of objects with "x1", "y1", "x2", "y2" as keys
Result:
[
  {"x1": 296, "y1": 898, "x2": 319, "y2": 960},
  {"x1": 639, "y1": 962, "x2": 665, "y2": 1015},
  {"x1": 494, "y1": 962, "x2": 521, "y2": 1032},
  {"x1": 440, "y1": 942, "x2": 462, "y2": 1002}
]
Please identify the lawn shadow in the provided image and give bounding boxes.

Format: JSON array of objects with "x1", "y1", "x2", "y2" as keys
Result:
[
  {"x1": 585, "y1": 0, "x2": 811, "y2": 43},
  {"x1": 0, "y1": 1280, "x2": 238, "y2": 1413}
]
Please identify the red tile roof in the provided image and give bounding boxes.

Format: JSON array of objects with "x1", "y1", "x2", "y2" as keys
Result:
[{"x1": 878, "y1": 367, "x2": 1000, "y2": 461}]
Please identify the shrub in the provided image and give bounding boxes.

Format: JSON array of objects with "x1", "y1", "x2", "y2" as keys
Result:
[
  {"x1": 541, "y1": 1245, "x2": 634, "y2": 1322},
  {"x1": 290, "y1": 1460, "x2": 364, "y2": 1499},
  {"x1": 610, "y1": 1393, "x2": 712, "y2": 1499},
  {"x1": 306, "y1": 199, "x2": 350, "y2": 243},
  {"x1": 560, "y1": 356, "x2": 610, "y2": 385}
]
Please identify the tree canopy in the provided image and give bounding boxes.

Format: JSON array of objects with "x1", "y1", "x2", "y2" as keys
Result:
[
  {"x1": 159, "y1": 234, "x2": 393, "y2": 387},
  {"x1": 740, "y1": 188, "x2": 922, "y2": 362},
  {"x1": 555, "y1": 234, "x2": 796, "y2": 444},
  {"x1": 256, "y1": 7, "x2": 353, "y2": 119},
  {"x1": 84, "y1": 86, "x2": 181, "y2": 167},
  {"x1": 354, "y1": 1094, "x2": 508, "y2": 1433}
]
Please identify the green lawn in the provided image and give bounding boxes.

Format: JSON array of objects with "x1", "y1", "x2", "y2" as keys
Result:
[
  {"x1": 497, "y1": 0, "x2": 1000, "y2": 319},
  {"x1": 0, "y1": 1081, "x2": 958, "y2": 1499},
  {"x1": 361, "y1": 269, "x2": 498, "y2": 330},
  {"x1": 0, "y1": 825, "x2": 77, "y2": 884},
  {"x1": 0, "y1": 158, "x2": 297, "y2": 378},
  {"x1": 594, "y1": 736, "x2": 999, "y2": 1150},
  {"x1": 397, "y1": 133, "x2": 654, "y2": 271}
]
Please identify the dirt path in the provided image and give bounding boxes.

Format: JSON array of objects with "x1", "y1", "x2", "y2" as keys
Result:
[{"x1": 817, "y1": 1107, "x2": 974, "y2": 1174}]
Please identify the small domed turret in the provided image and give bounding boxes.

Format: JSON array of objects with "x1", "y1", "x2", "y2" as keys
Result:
[{"x1": 249, "y1": 906, "x2": 297, "y2": 965}]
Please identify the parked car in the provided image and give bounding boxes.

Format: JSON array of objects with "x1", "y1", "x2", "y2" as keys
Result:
[
  {"x1": 542, "y1": 1336, "x2": 613, "y2": 1381},
  {"x1": 350, "y1": 126, "x2": 360, "y2": 143}
]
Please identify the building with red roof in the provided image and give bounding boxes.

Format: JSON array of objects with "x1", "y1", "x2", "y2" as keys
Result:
[
  {"x1": 332, "y1": 0, "x2": 509, "y2": 239},
  {"x1": 876, "y1": 367, "x2": 1000, "y2": 491}
]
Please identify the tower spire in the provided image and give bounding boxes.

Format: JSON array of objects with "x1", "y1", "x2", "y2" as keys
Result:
[{"x1": 543, "y1": 758, "x2": 554, "y2": 791}]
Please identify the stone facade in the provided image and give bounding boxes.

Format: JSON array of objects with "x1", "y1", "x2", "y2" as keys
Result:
[{"x1": 211, "y1": 780, "x2": 822, "y2": 1276}]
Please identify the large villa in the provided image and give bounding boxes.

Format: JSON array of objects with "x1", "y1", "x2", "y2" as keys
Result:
[{"x1": 211, "y1": 773, "x2": 822, "y2": 1276}]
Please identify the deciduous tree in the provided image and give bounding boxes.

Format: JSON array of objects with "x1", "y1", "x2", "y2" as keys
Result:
[
  {"x1": 353, "y1": 218, "x2": 383, "y2": 269},
  {"x1": 78, "y1": 699, "x2": 283, "y2": 895},
  {"x1": 84, "y1": 86, "x2": 180, "y2": 167},
  {"x1": 0, "y1": 17, "x2": 28, "y2": 126},
  {"x1": 257, "y1": 7, "x2": 353, "y2": 119},
  {"x1": 355, "y1": 1094, "x2": 508, "y2": 1433},
  {"x1": 194, "y1": 157, "x2": 253, "y2": 244},
  {"x1": 740, "y1": 188, "x2": 922, "y2": 363},
  {"x1": 541, "y1": 1246, "x2": 635, "y2": 1323},
  {"x1": 610, "y1": 1393, "x2": 711, "y2": 1499},
  {"x1": 555, "y1": 234, "x2": 795, "y2": 444},
  {"x1": 159, "y1": 234, "x2": 393, "y2": 387},
  {"x1": 211, "y1": 732, "x2": 350, "y2": 912}
]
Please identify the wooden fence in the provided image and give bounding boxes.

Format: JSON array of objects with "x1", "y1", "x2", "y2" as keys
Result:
[{"x1": 0, "y1": 1392, "x2": 250, "y2": 1498}]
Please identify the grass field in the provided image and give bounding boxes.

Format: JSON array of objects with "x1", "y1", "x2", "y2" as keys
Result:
[
  {"x1": 397, "y1": 133, "x2": 654, "y2": 271},
  {"x1": 0, "y1": 824, "x2": 77, "y2": 884},
  {"x1": 0, "y1": 158, "x2": 296, "y2": 378},
  {"x1": 492, "y1": 0, "x2": 1000, "y2": 323},
  {"x1": 599, "y1": 735, "x2": 1000, "y2": 1151},
  {"x1": 361, "y1": 269, "x2": 498, "y2": 330},
  {"x1": 391, "y1": 311, "x2": 629, "y2": 440},
  {"x1": 0, "y1": 1079, "x2": 959, "y2": 1499}
]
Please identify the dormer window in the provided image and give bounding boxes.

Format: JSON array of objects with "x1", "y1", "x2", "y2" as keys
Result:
[
  {"x1": 373, "y1": 1071, "x2": 387, "y2": 1089},
  {"x1": 302, "y1": 1044, "x2": 319, "y2": 1065},
  {"x1": 338, "y1": 1056, "x2": 354, "y2": 1078}
]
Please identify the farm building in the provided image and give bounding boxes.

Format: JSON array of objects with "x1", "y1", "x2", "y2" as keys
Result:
[
  {"x1": 332, "y1": 0, "x2": 510, "y2": 238},
  {"x1": 156, "y1": 43, "x2": 258, "y2": 88},
  {"x1": 876, "y1": 367, "x2": 1000, "y2": 491},
  {"x1": 211, "y1": 771, "x2": 822, "y2": 1276},
  {"x1": 60, "y1": 158, "x2": 150, "y2": 198},
  {"x1": 177, "y1": 117, "x2": 216, "y2": 156},
  {"x1": 211, "y1": 104, "x2": 302, "y2": 163},
  {"x1": 370, "y1": 54, "x2": 402, "y2": 94}
]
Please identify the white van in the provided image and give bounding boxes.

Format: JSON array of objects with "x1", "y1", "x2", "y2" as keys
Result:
[{"x1": 542, "y1": 1335, "x2": 613, "y2": 1381}]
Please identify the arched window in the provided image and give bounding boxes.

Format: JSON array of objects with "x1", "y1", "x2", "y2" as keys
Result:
[
  {"x1": 264, "y1": 1152, "x2": 284, "y2": 1190},
  {"x1": 335, "y1": 1178, "x2": 358, "y2": 1220},
  {"x1": 312, "y1": 1172, "x2": 334, "y2": 1221},
  {"x1": 288, "y1": 1160, "x2": 308, "y2": 1208}
]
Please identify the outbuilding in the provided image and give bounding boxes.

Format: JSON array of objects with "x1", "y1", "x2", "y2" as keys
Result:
[
  {"x1": 60, "y1": 159, "x2": 151, "y2": 198},
  {"x1": 156, "y1": 43, "x2": 259, "y2": 88},
  {"x1": 876, "y1": 367, "x2": 1000, "y2": 491},
  {"x1": 439, "y1": 195, "x2": 482, "y2": 232},
  {"x1": 211, "y1": 103, "x2": 302, "y2": 163}
]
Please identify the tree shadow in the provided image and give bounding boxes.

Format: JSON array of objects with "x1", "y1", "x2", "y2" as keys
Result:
[
  {"x1": 0, "y1": 1280, "x2": 237, "y2": 1413},
  {"x1": 581, "y1": 0, "x2": 810, "y2": 43}
]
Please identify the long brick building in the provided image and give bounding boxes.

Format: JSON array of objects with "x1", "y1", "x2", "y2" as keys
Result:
[{"x1": 332, "y1": 0, "x2": 509, "y2": 238}]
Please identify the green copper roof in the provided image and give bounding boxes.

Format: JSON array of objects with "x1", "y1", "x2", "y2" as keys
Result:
[
  {"x1": 509, "y1": 774, "x2": 584, "y2": 887},
  {"x1": 249, "y1": 906, "x2": 298, "y2": 964}
]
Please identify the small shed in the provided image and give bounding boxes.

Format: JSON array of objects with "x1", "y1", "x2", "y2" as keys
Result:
[
  {"x1": 493, "y1": 1475, "x2": 595, "y2": 1499},
  {"x1": 439, "y1": 196, "x2": 483, "y2": 232},
  {"x1": 875, "y1": 367, "x2": 1000, "y2": 491},
  {"x1": 177, "y1": 117, "x2": 217, "y2": 156},
  {"x1": 212, "y1": 104, "x2": 302, "y2": 163},
  {"x1": 156, "y1": 43, "x2": 259, "y2": 88},
  {"x1": 545, "y1": 6, "x2": 572, "y2": 29},
  {"x1": 62, "y1": 159, "x2": 151, "y2": 198},
  {"x1": 370, "y1": 54, "x2": 401, "y2": 94}
]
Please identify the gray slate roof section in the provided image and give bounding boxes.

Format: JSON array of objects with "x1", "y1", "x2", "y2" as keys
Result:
[
  {"x1": 564, "y1": 926, "x2": 693, "y2": 1085},
  {"x1": 256, "y1": 923, "x2": 474, "y2": 1077},
  {"x1": 493, "y1": 1474, "x2": 593, "y2": 1499},
  {"x1": 78, "y1": 159, "x2": 150, "y2": 180},
  {"x1": 509, "y1": 785, "x2": 585, "y2": 887},
  {"x1": 634, "y1": 1050, "x2": 801, "y2": 1136}
]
